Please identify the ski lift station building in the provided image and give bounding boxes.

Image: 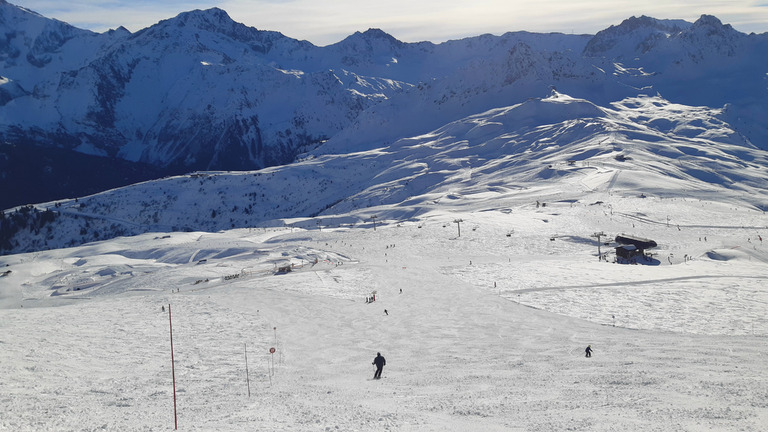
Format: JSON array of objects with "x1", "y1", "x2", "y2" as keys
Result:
[{"x1": 614, "y1": 234, "x2": 657, "y2": 259}]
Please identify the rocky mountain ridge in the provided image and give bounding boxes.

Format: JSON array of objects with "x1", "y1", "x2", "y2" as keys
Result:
[{"x1": 0, "y1": 2, "x2": 766, "y2": 211}]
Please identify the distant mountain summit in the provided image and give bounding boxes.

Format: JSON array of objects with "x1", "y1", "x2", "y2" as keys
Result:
[
  {"x1": 0, "y1": 0, "x2": 95, "y2": 70},
  {"x1": 583, "y1": 15, "x2": 692, "y2": 58},
  {"x1": 1, "y1": 3, "x2": 767, "y2": 210}
]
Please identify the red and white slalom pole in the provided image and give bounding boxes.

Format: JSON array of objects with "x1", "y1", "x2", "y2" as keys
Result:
[{"x1": 168, "y1": 304, "x2": 178, "y2": 430}]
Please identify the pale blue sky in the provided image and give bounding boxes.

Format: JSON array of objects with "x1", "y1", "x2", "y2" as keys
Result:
[{"x1": 10, "y1": 0, "x2": 768, "y2": 46}]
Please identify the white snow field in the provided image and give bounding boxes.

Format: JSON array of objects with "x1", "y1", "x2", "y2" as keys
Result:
[{"x1": 2, "y1": 188, "x2": 768, "y2": 431}]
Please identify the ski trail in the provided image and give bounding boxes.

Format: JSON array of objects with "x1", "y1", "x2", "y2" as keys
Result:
[
  {"x1": 509, "y1": 274, "x2": 766, "y2": 293},
  {"x1": 605, "y1": 169, "x2": 621, "y2": 191}
]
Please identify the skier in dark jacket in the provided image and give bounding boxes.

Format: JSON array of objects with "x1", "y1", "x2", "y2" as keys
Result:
[
  {"x1": 372, "y1": 352, "x2": 386, "y2": 379},
  {"x1": 585, "y1": 345, "x2": 593, "y2": 358}
]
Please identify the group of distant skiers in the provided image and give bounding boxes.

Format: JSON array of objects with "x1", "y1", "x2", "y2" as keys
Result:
[
  {"x1": 368, "y1": 346, "x2": 592, "y2": 380},
  {"x1": 369, "y1": 284, "x2": 594, "y2": 381}
]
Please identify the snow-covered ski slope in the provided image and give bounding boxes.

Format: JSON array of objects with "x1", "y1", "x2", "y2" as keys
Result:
[{"x1": 3, "y1": 145, "x2": 768, "y2": 429}]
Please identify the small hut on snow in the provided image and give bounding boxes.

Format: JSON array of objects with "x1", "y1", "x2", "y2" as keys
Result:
[{"x1": 614, "y1": 234, "x2": 657, "y2": 261}]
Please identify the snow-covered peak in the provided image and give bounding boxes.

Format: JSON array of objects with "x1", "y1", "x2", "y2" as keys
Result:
[
  {"x1": 0, "y1": 1, "x2": 91, "y2": 40},
  {"x1": 173, "y1": 7, "x2": 234, "y2": 27},
  {"x1": 147, "y1": 7, "x2": 263, "y2": 40},
  {"x1": 583, "y1": 15, "x2": 690, "y2": 58},
  {"x1": 674, "y1": 14, "x2": 746, "y2": 57},
  {"x1": 167, "y1": 7, "x2": 277, "y2": 41},
  {"x1": 1, "y1": 0, "x2": 50, "y2": 22},
  {"x1": 325, "y1": 28, "x2": 410, "y2": 68},
  {"x1": 586, "y1": 13, "x2": 752, "y2": 65},
  {"x1": 106, "y1": 26, "x2": 131, "y2": 36},
  {"x1": 340, "y1": 28, "x2": 404, "y2": 47},
  {"x1": 0, "y1": 0, "x2": 94, "y2": 68},
  {"x1": 689, "y1": 14, "x2": 736, "y2": 35},
  {"x1": 137, "y1": 7, "x2": 300, "y2": 56}
]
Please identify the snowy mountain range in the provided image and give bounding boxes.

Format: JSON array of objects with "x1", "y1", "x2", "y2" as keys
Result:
[
  {"x1": 1, "y1": 1, "x2": 768, "y2": 254},
  {"x1": 4, "y1": 6, "x2": 768, "y2": 427},
  {"x1": 3, "y1": 89, "x2": 767, "y2": 255}
]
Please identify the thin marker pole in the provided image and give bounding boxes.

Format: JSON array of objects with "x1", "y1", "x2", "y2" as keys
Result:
[
  {"x1": 244, "y1": 343, "x2": 251, "y2": 397},
  {"x1": 169, "y1": 304, "x2": 178, "y2": 430}
]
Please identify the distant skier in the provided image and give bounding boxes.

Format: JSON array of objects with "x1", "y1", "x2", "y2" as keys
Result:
[
  {"x1": 384, "y1": 309, "x2": 388, "y2": 315},
  {"x1": 585, "y1": 345, "x2": 593, "y2": 358},
  {"x1": 372, "y1": 352, "x2": 386, "y2": 379}
]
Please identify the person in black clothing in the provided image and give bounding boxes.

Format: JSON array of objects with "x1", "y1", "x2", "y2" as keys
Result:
[
  {"x1": 372, "y1": 352, "x2": 386, "y2": 379},
  {"x1": 585, "y1": 345, "x2": 593, "y2": 358}
]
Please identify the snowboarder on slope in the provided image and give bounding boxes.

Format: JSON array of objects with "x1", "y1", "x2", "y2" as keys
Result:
[
  {"x1": 585, "y1": 345, "x2": 593, "y2": 358},
  {"x1": 372, "y1": 352, "x2": 386, "y2": 379}
]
